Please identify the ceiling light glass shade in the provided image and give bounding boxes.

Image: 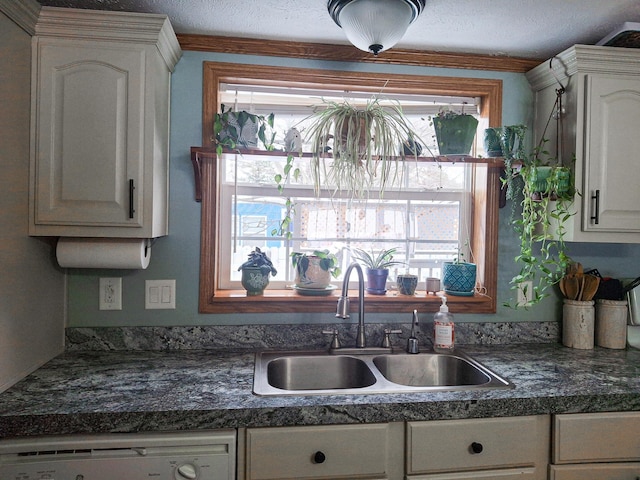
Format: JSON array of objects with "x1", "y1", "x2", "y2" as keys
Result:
[{"x1": 328, "y1": 0, "x2": 426, "y2": 55}]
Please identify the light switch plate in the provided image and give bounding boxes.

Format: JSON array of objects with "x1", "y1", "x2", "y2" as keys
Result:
[{"x1": 145, "y1": 279, "x2": 176, "y2": 309}]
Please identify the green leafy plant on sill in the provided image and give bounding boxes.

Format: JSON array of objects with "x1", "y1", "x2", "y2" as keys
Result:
[
  {"x1": 237, "y1": 247, "x2": 278, "y2": 277},
  {"x1": 350, "y1": 247, "x2": 405, "y2": 270},
  {"x1": 213, "y1": 104, "x2": 276, "y2": 156},
  {"x1": 291, "y1": 250, "x2": 342, "y2": 279},
  {"x1": 505, "y1": 141, "x2": 576, "y2": 308}
]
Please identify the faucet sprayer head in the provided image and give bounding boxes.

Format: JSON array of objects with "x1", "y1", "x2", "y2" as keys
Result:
[{"x1": 336, "y1": 296, "x2": 350, "y2": 319}]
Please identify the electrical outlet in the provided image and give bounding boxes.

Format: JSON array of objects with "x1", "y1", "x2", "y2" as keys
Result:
[
  {"x1": 517, "y1": 280, "x2": 533, "y2": 307},
  {"x1": 99, "y1": 277, "x2": 122, "y2": 310},
  {"x1": 145, "y1": 280, "x2": 176, "y2": 309}
]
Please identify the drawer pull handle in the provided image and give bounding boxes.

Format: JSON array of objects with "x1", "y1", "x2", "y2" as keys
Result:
[
  {"x1": 470, "y1": 442, "x2": 484, "y2": 454},
  {"x1": 313, "y1": 451, "x2": 326, "y2": 464}
]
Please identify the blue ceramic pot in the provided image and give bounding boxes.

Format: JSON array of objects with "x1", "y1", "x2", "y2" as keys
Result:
[
  {"x1": 442, "y1": 262, "x2": 476, "y2": 296},
  {"x1": 397, "y1": 274, "x2": 418, "y2": 295},
  {"x1": 366, "y1": 268, "x2": 389, "y2": 295}
]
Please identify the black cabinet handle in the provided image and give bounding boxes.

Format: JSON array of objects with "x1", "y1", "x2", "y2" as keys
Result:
[
  {"x1": 129, "y1": 179, "x2": 135, "y2": 219},
  {"x1": 470, "y1": 442, "x2": 483, "y2": 454},
  {"x1": 313, "y1": 451, "x2": 326, "y2": 464},
  {"x1": 590, "y1": 189, "x2": 600, "y2": 225}
]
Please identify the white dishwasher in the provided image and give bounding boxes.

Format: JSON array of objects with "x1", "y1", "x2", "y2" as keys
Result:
[{"x1": 0, "y1": 429, "x2": 236, "y2": 480}]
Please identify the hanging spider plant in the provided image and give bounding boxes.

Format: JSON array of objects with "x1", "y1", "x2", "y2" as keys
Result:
[{"x1": 304, "y1": 98, "x2": 426, "y2": 198}]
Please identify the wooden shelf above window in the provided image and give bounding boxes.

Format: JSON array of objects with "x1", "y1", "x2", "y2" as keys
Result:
[{"x1": 190, "y1": 146, "x2": 505, "y2": 202}]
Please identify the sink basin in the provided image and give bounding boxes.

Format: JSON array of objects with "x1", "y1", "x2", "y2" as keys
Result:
[
  {"x1": 267, "y1": 355, "x2": 376, "y2": 390},
  {"x1": 372, "y1": 353, "x2": 490, "y2": 387},
  {"x1": 253, "y1": 350, "x2": 512, "y2": 396}
]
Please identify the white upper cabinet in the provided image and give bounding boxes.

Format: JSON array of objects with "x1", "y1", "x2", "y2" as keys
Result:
[
  {"x1": 29, "y1": 7, "x2": 181, "y2": 238},
  {"x1": 527, "y1": 45, "x2": 640, "y2": 243}
]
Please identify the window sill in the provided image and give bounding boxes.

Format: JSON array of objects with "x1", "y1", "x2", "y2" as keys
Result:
[{"x1": 202, "y1": 289, "x2": 495, "y2": 314}]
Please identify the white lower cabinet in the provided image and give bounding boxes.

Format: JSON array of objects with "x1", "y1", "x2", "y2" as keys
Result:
[
  {"x1": 240, "y1": 422, "x2": 404, "y2": 480},
  {"x1": 550, "y1": 412, "x2": 640, "y2": 480},
  {"x1": 240, "y1": 416, "x2": 550, "y2": 480},
  {"x1": 406, "y1": 416, "x2": 550, "y2": 480}
]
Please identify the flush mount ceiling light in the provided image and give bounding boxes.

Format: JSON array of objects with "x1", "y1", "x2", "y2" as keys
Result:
[{"x1": 328, "y1": 0, "x2": 427, "y2": 55}]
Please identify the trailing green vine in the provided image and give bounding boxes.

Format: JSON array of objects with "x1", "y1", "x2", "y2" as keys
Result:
[{"x1": 505, "y1": 141, "x2": 575, "y2": 308}]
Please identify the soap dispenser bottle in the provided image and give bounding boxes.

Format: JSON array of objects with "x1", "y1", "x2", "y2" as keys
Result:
[{"x1": 434, "y1": 296, "x2": 454, "y2": 352}]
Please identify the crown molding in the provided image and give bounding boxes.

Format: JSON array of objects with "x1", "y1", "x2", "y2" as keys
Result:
[
  {"x1": 177, "y1": 33, "x2": 541, "y2": 73},
  {"x1": 34, "y1": 7, "x2": 182, "y2": 71},
  {"x1": 0, "y1": 0, "x2": 40, "y2": 35},
  {"x1": 526, "y1": 44, "x2": 640, "y2": 91}
]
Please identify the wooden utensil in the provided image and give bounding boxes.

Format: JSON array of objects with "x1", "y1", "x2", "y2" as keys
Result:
[
  {"x1": 576, "y1": 274, "x2": 585, "y2": 301},
  {"x1": 581, "y1": 275, "x2": 600, "y2": 301},
  {"x1": 564, "y1": 274, "x2": 580, "y2": 300},
  {"x1": 559, "y1": 277, "x2": 568, "y2": 298}
]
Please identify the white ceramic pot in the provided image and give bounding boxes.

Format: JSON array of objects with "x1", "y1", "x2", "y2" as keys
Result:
[
  {"x1": 294, "y1": 256, "x2": 331, "y2": 289},
  {"x1": 562, "y1": 299, "x2": 595, "y2": 349}
]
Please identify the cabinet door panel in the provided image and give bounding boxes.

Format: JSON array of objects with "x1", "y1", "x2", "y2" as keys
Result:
[
  {"x1": 34, "y1": 41, "x2": 144, "y2": 228},
  {"x1": 554, "y1": 412, "x2": 640, "y2": 463},
  {"x1": 245, "y1": 423, "x2": 392, "y2": 480},
  {"x1": 585, "y1": 74, "x2": 640, "y2": 232},
  {"x1": 407, "y1": 416, "x2": 549, "y2": 475},
  {"x1": 411, "y1": 467, "x2": 538, "y2": 479},
  {"x1": 550, "y1": 463, "x2": 640, "y2": 480}
]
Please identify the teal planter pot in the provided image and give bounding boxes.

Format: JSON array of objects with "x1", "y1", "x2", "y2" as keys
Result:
[
  {"x1": 241, "y1": 267, "x2": 270, "y2": 296},
  {"x1": 433, "y1": 114, "x2": 479, "y2": 155},
  {"x1": 442, "y1": 262, "x2": 476, "y2": 296},
  {"x1": 397, "y1": 274, "x2": 418, "y2": 295}
]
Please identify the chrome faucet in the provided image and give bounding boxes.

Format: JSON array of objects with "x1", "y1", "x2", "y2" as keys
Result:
[
  {"x1": 407, "y1": 309, "x2": 420, "y2": 354},
  {"x1": 336, "y1": 263, "x2": 366, "y2": 348}
]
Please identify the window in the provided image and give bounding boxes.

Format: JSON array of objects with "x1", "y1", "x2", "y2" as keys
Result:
[
  {"x1": 196, "y1": 62, "x2": 503, "y2": 314},
  {"x1": 218, "y1": 85, "x2": 475, "y2": 289}
]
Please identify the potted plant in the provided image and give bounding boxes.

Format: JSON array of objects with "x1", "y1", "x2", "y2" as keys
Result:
[
  {"x1": 350, "y1": 247, "x2": 405, "y2": 295},
  {"x1": 213, "y1": 104, "x2": 275, "y2": 154},
  {"x1": 303, "y1": 98, "x2": 426, "y2": 198},
  {"x1": 442, "y1": 246, "x2": 476, "y2": 296},
  {"x1": 507, "y1": 140, "x2": 575, "y2": 307},
  {"x1": 396, "y1": 273, "x2": 418, "y2": 295},
  {"x1": 499, "y1": 124, "x2": 528, "y2": 202},
  {"x1": 291, "y1": 250, "x2": 341, "y2": 290},
  {"x1": 238, "y1": 247, "x2": 278, "y2": 296},
  {"x1": 483, "y1": 127, "x2": 503, "y2": 157},
  {"x1": 431, "y1": 107, "x2": 479, "y2": 155}
]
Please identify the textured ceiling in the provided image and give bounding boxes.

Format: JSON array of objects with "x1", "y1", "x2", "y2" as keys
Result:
[{"x1": 36, "y1": 0, "x2": 640, "y2": 59}]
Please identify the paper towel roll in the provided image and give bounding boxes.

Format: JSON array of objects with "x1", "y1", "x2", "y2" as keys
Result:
[{"x1": 56, "y1": 238, "x2": 151, "y2": 269}]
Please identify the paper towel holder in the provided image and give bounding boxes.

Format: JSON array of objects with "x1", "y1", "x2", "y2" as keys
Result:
[{"x1": 56, "y1": 237, "x2": 154, "y2": 269}]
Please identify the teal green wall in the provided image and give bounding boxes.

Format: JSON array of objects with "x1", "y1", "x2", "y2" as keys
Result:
[{"x1": 67, "y1": 51, "x2": 640, "y2": 327}]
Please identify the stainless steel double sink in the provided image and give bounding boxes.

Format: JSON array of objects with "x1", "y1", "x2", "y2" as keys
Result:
[{"x1": 253, "y1": 349, "x2": 513, "y2": 396}]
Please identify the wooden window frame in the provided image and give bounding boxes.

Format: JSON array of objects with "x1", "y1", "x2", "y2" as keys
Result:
[{"x1": 197, "y1": 61, "x2": 503, "y2": 314}]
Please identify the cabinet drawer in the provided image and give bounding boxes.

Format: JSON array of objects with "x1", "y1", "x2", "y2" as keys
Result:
[
  {"x1": 554, "y1": 412, "x2": 640, "y2": 463},
  {"x1": 410, "y1": 467, "x2": 538, "y2": 479},
  {"x1": 550, "y1": 463, "x2": 640, "y2": 480},
  {"x1": 245, "y1": 423, "x2": 394, "y2": 480},
  {"x1": 407, "y1": 416, "x2": 549, "y2": 474}
]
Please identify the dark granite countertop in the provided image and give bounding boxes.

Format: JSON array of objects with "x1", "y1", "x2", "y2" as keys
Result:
[{"x1": 1, "y1": 343, "x2": 640, "y2": 438}]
